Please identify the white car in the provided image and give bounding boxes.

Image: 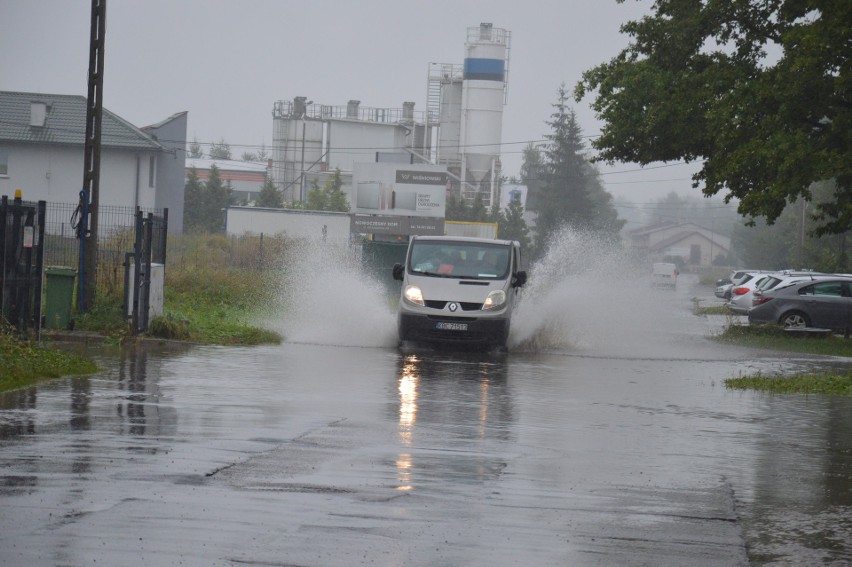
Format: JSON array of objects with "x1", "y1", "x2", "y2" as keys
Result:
[
  {"x1": 726, "y1": 273, "x2": 776, "y2": 314},
  {"x1": 715, "y1": 269, "x2": 763, "y2": 299}
]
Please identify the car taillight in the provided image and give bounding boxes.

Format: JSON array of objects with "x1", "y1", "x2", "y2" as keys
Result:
[
  {"x1": 733, "y1": 287, "x2": 750, "y2": 295},
  {"x1": 753, "y1": 296, "x2": 773, "y2": 306}
]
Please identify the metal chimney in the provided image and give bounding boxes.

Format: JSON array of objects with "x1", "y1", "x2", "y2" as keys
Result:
[
  {"x1": 402, "y1": 101, "x2": 415, "y2": 122},
  {"x1": 347, "y1": 100, "x2": 361, "y2": 118}
]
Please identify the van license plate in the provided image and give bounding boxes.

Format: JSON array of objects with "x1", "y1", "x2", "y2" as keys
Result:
[{"x1": 435, "y1": 322, "x2": 468, "y2": 331}]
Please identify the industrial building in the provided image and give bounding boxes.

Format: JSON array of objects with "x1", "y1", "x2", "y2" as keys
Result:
[{"x1": 269, "y1": 23, "x2": 511, "y2": 211}]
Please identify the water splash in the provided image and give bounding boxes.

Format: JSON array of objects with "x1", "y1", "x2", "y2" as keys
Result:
[
  {"x1": 270, "y1": 239, "x2": 398, "y2": 348},
  {"x1": 509, "y1": 227, "x2": 671, "y2": 355},
  {"x1": 266, "y1": 229, "x2": 688, "y2": 355}
]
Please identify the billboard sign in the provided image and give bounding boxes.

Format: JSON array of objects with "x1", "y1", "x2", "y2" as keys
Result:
[
  {"x1": 350, "y1": 214, "x2": 444, "y2": 236},
  {"x1": 352, "y1": 163, "x2": 447, "y2": 218}
]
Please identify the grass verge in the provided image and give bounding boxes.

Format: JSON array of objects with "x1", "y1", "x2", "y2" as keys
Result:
[
  {"x1": 0, "y1": 330, "x2": 98, "y2": 393},
  {"x1": 153, "y1": 266, "x2": 282, "y2": 345},
  {"x1": 712, "y1": 323, "x2": 852, "y2": 357},
  {"x1": 725, "y1": 371, "x2": 852, "y2": 396}
]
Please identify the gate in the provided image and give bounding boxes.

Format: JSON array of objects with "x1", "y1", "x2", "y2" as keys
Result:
[
  {"x1": 1, "y1": 194, "x2": 47, "y2": 335},
  {"x1": 125, "y1": 209, "x2": 168, "y2": 334}
]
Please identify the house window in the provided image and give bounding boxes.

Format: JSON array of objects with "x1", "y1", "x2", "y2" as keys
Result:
[
  {"x1": 0, "y1": 149, "x2": 8, "y2": 176},
  {"x1": 148, "y1": 156, "x2": 155, "y2": 188}
]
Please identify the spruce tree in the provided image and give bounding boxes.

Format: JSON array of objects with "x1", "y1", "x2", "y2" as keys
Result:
[{"x1": 256, "y1": 176, "x2": 284, "y2": 208}]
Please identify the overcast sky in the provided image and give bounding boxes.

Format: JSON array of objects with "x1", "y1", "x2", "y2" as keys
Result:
[{"x1": 1, "y1": 0, "x2": 703, "y2": 202}]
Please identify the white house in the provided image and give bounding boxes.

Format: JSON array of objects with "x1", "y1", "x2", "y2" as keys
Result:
[
  {"x1": 629, "y1": 222, "x2": 731, "y2": 267},
  {"x1": 0, "y1": 91, "x2": 186, "y2": 231}
]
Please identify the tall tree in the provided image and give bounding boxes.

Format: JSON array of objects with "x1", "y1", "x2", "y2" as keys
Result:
[
  {"x1": 498, "y1": 202, "x2": 532, "y2": 253},
  {"x1": 324, "y1": 169, "x2": 349, "y2": 212},
  {"x1": 520, "y1": 142, "x2": 544, "y2": 212},
  {"x1": 255, "y1": 176, "x2": 284, "y2": 208},
  {"x1": 241, "y1": 145, "x2": 269, "y2": 163},
  {"x1": 305, "y1": 180, "x2": 328, "y2": 211},
  {"x1": 304, "y1": 169, "x2": 350, "y2": 212},
  {"x1": 188, "y1": 137, "x2": 204, "y2": 159},
  {"x1": 575, "y1": 0, "x2": 852, "y2": 236},
  {"x1": 733, "y1": 181, "x2": 849, "y2": 271},
  {"x1": 535, "y1": 84, "x2": 623, "y2": 252},
  {"x1": 183, "y1": 166, "x2": 206, "y2": 232},
  {"x1": 184, "y1": 165, "x2": 235, "y2": 233},
  {"x1": 209, "y1": 139, "x2": 232, "y2": 160}
]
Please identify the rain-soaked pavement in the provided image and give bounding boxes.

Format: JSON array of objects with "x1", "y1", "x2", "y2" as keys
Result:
[{"x1": 1, "y1": 274, "x2": 850, "y2": 566}]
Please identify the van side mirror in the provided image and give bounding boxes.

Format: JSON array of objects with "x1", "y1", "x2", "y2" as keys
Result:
[
  {"x1": 513, "y1": 270, "x2": 527, "y2": 288},
  {"x1": 392, "y1": 263, "x2": 404, "y2": 281}
]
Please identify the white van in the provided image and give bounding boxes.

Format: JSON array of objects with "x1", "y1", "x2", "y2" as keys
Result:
[
  {"x1": 651, "y1": 262, "x2": 679, "y2": 288},
  {"x1": 392, "y1": 236, "x2": 527, "y2": 349}
]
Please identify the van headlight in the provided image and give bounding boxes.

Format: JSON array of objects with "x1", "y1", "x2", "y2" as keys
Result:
[
  {"x1": 483, "y1": 290, "x2": 506, "y2": 310},
  {"x1": 403, "y1": 285, "x2": 425, "y2": 306}
]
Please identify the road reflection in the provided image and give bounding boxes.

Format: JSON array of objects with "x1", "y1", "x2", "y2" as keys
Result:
[{"x1": 394, "y1": 353, "x2": 514, "y2": 492}]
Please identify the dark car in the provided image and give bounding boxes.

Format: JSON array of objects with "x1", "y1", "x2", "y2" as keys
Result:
[{"x1": 748, "y1": 277, "x2": 852, "y2": 331}]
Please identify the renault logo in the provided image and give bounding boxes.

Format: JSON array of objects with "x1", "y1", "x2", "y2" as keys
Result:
[{"x1": 448, "y1": 302, "x2": 458, "y2": 312}]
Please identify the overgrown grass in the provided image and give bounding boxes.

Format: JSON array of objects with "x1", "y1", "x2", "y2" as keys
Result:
[
  {"x1": 157, "y1": 265, "x2": 282, "y2": 345},
  {"x1": 725, "y1": 371, "x2": 852, "y2": 396},
  {"x1": 0, "y1": 329, "x2": 98, "y2": 393},
  {"x1": 692, "y1": 297, "x2": 731, "y2": 316},
  {"x1": 70, "y1": 234, "x2": 287, "y2": 345},
  {"x1": 713, "y1": 323, "x2": 852, "y2": 357},
  {"x1": 694, "y1": 304, "x2": 730, "y2": 316}
]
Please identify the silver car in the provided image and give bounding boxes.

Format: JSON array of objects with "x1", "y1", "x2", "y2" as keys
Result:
[{"x1": 748, "y1": 277, "x2": 852, "y2": 330}]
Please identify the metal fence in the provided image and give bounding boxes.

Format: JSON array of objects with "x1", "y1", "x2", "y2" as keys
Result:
[{"x1": 42, "y1": 202, "x2": 165, "y2": 296}]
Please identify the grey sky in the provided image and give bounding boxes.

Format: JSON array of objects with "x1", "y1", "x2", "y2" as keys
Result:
[{"x1": 1, "y1": 0, "x2": 701, "y2": 201}]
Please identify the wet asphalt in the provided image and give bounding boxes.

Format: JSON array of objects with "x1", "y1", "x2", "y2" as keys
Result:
[{"x1": 0, "y1": 276, "x2": 850, "y2": 566}]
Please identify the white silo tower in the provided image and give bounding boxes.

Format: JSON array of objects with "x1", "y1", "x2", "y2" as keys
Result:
[{"x1": 460, "y1": 23, "x2": 510, "y2": 207}]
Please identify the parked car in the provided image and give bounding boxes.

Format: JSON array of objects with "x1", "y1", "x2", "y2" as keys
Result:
[
  {"x1": 729, "y1": 271, "x2": 828, "y2": 314},
  {"x1": 726, "y1": 274, "x2": 776, "y2": 314},
  {"x1": 715, "y1": 269, "x2": 763, "y2": 300},
  {"x1": 747, "y1": 277, "x2": 852, "y2": 331}
]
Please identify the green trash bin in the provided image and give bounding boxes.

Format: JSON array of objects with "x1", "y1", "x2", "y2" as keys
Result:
[{"x1": 44, "y1": 266, "x2": 77, "y2": 330}]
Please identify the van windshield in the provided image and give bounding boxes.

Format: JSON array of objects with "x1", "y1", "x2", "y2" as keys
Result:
[{"x1": 409, "y1": 241, "x2": 510, "y2": 279}]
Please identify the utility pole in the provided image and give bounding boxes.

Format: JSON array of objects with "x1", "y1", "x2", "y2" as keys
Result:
[{"x1": 79, "y1": 0, "x2": 106, "y2": 312}]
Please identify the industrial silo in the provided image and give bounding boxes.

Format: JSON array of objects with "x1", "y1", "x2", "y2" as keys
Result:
[
  {"x1": 460, "y1": 23, "x2": 510, "y2": 206},
  {"x1": 272, "y1": 97, "x2": 324, "y2": 202}
]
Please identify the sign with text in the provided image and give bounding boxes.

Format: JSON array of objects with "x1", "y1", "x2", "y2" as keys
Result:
[
  {"x1": 350, "y1": 214, "x2": 444, "y2": 236},
  {"x1": 352, "y1": 163, "x2": 447, "y2": 219}
]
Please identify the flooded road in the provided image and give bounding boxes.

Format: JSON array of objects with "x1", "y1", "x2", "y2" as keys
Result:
[{"x1": 1, "y1": 257, "x2": 850, "y2": 564}]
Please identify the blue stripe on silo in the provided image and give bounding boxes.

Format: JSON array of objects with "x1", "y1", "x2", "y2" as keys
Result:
[{"x1": 463, "y1": 58, "x2": 505, "y2": 81}]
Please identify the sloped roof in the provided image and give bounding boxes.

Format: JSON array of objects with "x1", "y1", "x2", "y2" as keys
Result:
[
  {"x1": 186, "y1": 157, "x2": 267, "y2": 174},
  {"x1": 0, "y1": 90, "x2": 162, "y2": 151},
  {"x1": 650, "y1": 230, "x2": 730, "y2": 254}
]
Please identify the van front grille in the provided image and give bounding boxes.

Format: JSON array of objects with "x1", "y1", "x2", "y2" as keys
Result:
[{"x1": 423, "y1": 300, "x2": 483, "y2": 311}]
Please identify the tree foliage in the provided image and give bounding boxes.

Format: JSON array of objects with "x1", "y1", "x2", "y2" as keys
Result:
[
  {"x1": 733, "y1": 181, "x2": 849, "y2": 271},
  {"x1": 575, "y1": 0, "x2": 852, "y2": 236},
  {"x1": 208, "y1": 139, "x2": 232, "y2": 160},
  {"x1": 241, "y1": 144, "x2": 269, "y2": 163},
  {"x1": 188, "y1": 137, "x2": 204, "y2": 159},
  {"x1": 183, "y1": 167, "x2": 205, "y2": 232},
  {"x1": 304, "y1": 169, "x2": 350, "y2": 212},
  {"x1": 520, "y1": 142, "x2": 545, "y2": 212},
  {"x1": 499, "y1": 202, "x2": 532, "y2": 253},
  {"x1": 255, "y1": 176, "x2": 284, "y2": 208},
  {"x1": 183, "y1": 164, "x2": 236, "y2": 233},
  {"x1": 445, "y1": 188, "x2": 533, "y2": 254},
  {"x1": 535, "y1": 85, "x2": 625, "y2": 252}
]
